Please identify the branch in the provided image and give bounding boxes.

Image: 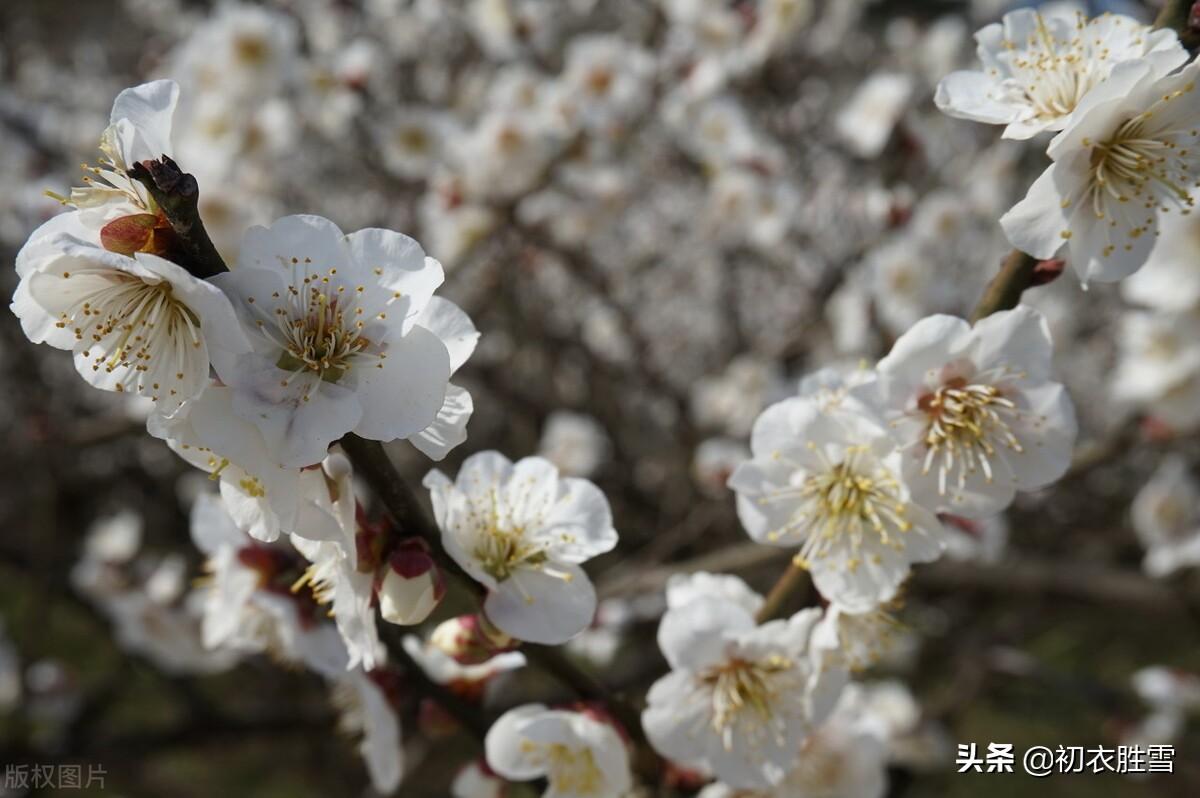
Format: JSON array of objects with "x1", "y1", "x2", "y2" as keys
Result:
[
  {"x1": 128, "y1": 156, "x2": 227, "y2": 279},
  {"x1": 969, "y1": 249, "x2": 1040, "y2": 323}
]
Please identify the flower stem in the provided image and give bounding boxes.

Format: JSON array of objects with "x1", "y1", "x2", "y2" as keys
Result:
[
  {"x1": 969, "y1": 249, "x2": 1040, "y2": 323},
  {"x1": 755, "y1": 559, "x2": 812, "y2": 623}
]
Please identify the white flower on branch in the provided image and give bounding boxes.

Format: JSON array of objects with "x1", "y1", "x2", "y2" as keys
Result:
[
  {"x1": 1132, "y1": 456, "x2": 1200, "y2": 578},
  {"x1": 643, "y1": 576, "x2": 845, "y2": 789},
  {"x1": 485, "y1": 704, "x2": 633, "y2": 798},
  {"x1": 209, "y1": 214, "x2": 478, "y2": 468},
  {"x1": 1000, "y1": 59, "x2": 1200, "y2": 284},
  {"x1": 188, "y1": 494, "x2": 349, "y2": 676},
  {"x1": 873, "y1": 307, "x2": 1077, "y2": 518},
  {"x1": 729, "y1": 395, "x2": 947, "y2": 612},
  {"x1": 150, "y1": 385, "x2": 348, "y2": 544},
  {"x1": 13, "y1": 228, "x2": 248, "y2": 416},
  {"x1": 696, "y1": 684, "x2": 890, "y2": 798},
  {"x1": 935, "y1": 9, "x2": 1185, "y2": 140},
  {"x1": 42, "y1": 79, "x2": 179, "y2": 229},
  {"x1": 424, "y1": 452, "x2": 618, "y2": 645},
  {"x1": 402, "y1": 635, "x2": 525, "y2": 696}
]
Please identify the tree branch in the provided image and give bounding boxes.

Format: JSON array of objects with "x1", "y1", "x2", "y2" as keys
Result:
[{"x1": 128, "y1": 156, "x2": 227, "y2": 279}]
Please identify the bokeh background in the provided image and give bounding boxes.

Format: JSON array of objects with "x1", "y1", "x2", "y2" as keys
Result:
[{"x1": 1, "y1": 0, "x2": 1199, "y2": 795}]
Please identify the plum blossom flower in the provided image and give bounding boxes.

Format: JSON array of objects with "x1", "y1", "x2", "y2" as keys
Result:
[
  {"x1": 13, "y1": 230, "x2": 248, "y2": 416},
  {"x1": 424, "y1": 452, "x2": 618, "y2": 645},
  {"x1": 1000, "y1": 59, "x2": 1200, "y2": 284},
  {"x1": 209, "y1": 214, "x2": 478, "y2": 468},
  {"x1": 873, "y1": 307, "x2": 1077, "y2": 518},
  {"x1": 1112, "y1": 311, "x2": 1200, "y2": 418},
  {"x1": 188, "y1": 494, "x2": 348, "y2": 676},
  {"x1": 485, "y1": 704, "x2": 632, "y2": 798},
  {"x1": 935, "y1": 9, "x2": 1185, "y2": 140},
  {"x1": 1132, "y1": 456, "x2": 1200, "y2": 578},
  {"x1": 402, "y1": 635, "x2": 525, "y2": 698},
  {"x1": 642, "y1": 578, "x2": 845, "y2": 789},
  {"x1": 149, "y1": 385, "x2": 347, "y2": 543},
  {"x1": 538, "y1": 411, "x2": 611, "y2": 478},
  {"x1": 728, "y1": 396, "x2": 947, "y2": 611},
  {"x1": 41, "y1": 79, "x2": 179, "y2": 232},
  {"x1": 697, "y1": 685, "x2": 889, "y2": 798},
  {"x1": 835, "y1": 72, "x2": 913, "y2": 159}
]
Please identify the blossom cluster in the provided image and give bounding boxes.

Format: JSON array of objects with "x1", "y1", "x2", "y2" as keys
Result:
[{"x1": 6, "y1": 1, "x2": 1200, "y2": 796}]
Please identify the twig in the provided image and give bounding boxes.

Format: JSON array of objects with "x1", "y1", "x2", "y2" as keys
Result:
[
  {"x1": 969, "y1": 249, "x2": 1040, "y2": 323},
  {"x1": 129, "y1": 156, "x2": 227, "y2": 278}
]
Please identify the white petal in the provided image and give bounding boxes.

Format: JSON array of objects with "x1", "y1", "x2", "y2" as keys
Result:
[
  {"x1": 355, "y1": 324, "x2": 452, "y2": 442},
  {"x1": 485, "y1": 565, "x2": 597, "y2": 644},
  {"x1": 406, "y1": 383, "x2": 473, "y2": 460}
]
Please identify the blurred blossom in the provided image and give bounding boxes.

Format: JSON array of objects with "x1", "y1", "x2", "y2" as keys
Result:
[{"x1": 538, "y1": 410, "x2": 611, "y2": 478}]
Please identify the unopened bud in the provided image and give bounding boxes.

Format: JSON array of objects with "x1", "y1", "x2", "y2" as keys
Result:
[
  {"x1": 378, "y1": 539, "x2": 444, "y2": 625},
  {"x1": 1030, "y1": 258, "x2": 1066, "y2": 287},
  {"x1": 429, "y1": 614, "x2": 514, "y2": 666},
  {"x1": 100, "y1": 212, "x2": 173, "y2": 257}
]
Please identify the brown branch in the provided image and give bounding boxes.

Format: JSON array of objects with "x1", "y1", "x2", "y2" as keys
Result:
[
  {"x1": 969, "y1": 249, "x2": 1040, "y2": 323},
  {"x1": 128, "y1": 156, "x2": 227, "y2": 279}
]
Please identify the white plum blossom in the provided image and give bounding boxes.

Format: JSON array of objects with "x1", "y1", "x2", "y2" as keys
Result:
[
  {"x1": 424, "y1": 452, "x2": 618, "y2": 645},
  {"x1": 538, "y1": 411, "x2": 611, "y2": 478},
  {"x1": 402, "y1": 635, "x2": 526, "y2": 694},
  {"x1": 935, "y1": 9, "x2": 1185, "y2": 140},
  {"x1": 149, "y1": 385, "x2": 347, "y2": 544},
  {"x1": 13, "y1": 228, "x2": 248, "y2": 416},
  {"x1": 697, "y1": 685, "x2": 890, "y2": 798},
  {"x1": 873, "y1": 307, "x2": 1077, "y2": 518},
  {"x1": 1112, "y1": 311, "x2": 1200, "y2": 418},
  {"x1": 1131, "y1": 456, "x2": 1200, "y2": 578},
  {"x1": 555, "y1": 34, "x2": 654, "y2": 134},
  {"x1": 375, "y1": 108, "x2": 460, "y2": 180},
  {"x1": 665, "y1": 571, "x2": 764, "y2": 617},
  {"x1": 39, "y1": 79, "x2": 178, "y2": 233},
  {"x1": 812, "y1": 604, "x2": 906, "y2": 675},
  {"x1": 835, "y1": 72, "x2": 913, "y2": 159},
  {"x1": 729, "y1": 395, "x2": 947, "y2": 612},
  {"x1": 643, "y1": 580, "x2": 845, "y2": 789},
  {"x1": 486, "y1": 704, "x2": 632, "y2": 798},
  {"x1": 1001, "y1": 59, "x2": 1200, "y2": 284},
  {"x1": 189, "y1": 494, "x2": 348, "y2": 677},
  {"x1": 209, "y1": 214, "x2": 478, "y2": 468}
]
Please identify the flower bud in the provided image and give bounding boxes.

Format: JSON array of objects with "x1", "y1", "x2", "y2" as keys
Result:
[
  {"x1": 378, "y1": 538, "x2": 444, "y2": 625},
  {"x1": 429, "y1": 614, "x2": 514, "y2": 666}
]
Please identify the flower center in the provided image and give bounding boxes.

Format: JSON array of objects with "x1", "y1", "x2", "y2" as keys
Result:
[
  {"x1": 472, "y1": 524, "x2": 549, "y2": 583},
  {"x1": 525, "y1": 742, "x2": 605, "y2": 795},
  {"x1": 918, "y1": 377, "x2": 1023, "y2": 495},
  {"x1": 1009, "y1": 13, "x2": 1099, "y2": 123},
  {"x1": 700, "y1": 655, "x2": 793, "y2": 747},
  {"x1": 56, "y1": 270, "x2": 201, "y2": 396},
  {"x1": 246, "y1": 266, "x2": 386, "y2": 388},
  {"x1": 761, "y1": 445, "x2": 912, "y2": 569}
]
